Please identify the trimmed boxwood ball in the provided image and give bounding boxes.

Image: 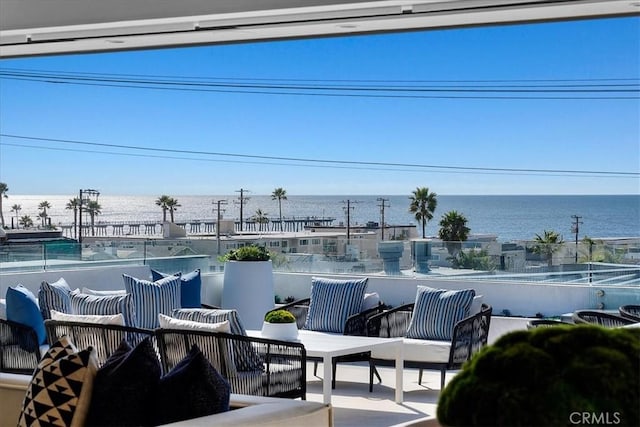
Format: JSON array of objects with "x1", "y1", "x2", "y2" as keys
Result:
[
  {"x1": 219, "y1": 244, "x2": 271, "y2": 261},
  {"x1": 264, "y1": 309, "x2": 296, "y2": 324},
  {"x1": 437, "y1": 325, "x2": 640, "y2": 426}
]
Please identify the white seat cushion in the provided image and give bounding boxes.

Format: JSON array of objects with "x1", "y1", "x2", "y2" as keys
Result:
[{"x1": 370, "y1": 337, "x2": 451, "y2": 364}]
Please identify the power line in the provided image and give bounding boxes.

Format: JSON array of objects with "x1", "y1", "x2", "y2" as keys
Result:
[
  {"x1": 5, "y1": 141, "x2": 635, "y2": 179},
  {"x1": 1, "y1": 67, "x2": 638, "y2": 84},
  {"x1": 1, "y1": 133, "x2": 637, "y2": 178},
  {"x1": 0, "y1": 69, "x2": 637, "y2": 100},
  {"x1": 2, "y1": 69, "x2": 638, "y2": 90}
]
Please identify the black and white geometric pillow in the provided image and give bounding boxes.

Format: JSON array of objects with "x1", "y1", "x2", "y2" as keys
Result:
[{"x1": 18, "y1": 336, "x2": 97, "y2": 427}]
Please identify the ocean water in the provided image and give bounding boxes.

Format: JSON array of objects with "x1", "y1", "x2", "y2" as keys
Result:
[{"x1": 3, "y1": 194, "x2": 639, "y2": 242}]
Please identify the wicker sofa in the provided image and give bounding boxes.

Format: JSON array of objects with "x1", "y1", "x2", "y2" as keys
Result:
[{"x1": 0, "y1": 318, "x2": 42, "y2": 374}]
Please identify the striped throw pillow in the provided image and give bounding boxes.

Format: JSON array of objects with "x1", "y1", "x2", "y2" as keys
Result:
[
  {"x1": 172, "y1": 308, "x2": 246, "y2": 335},
  {"x1": 406, "y1": 286, "x2": 476, "y2": 341},
  {"x1": 123, "y1": 274, "x2": 182, "y2": 330},
  {"x1": 38, "y1": 278, "x2": 72, "y2": 320},
  {"x1": 304, "y1": 277, "x2": 368, "y2": 333},
  {"x1": 172, "y1": 308, "x2": 262, "y2": 372},
  {"x1": 70, "y1": 291, "x2": 136, "y2": 328}
]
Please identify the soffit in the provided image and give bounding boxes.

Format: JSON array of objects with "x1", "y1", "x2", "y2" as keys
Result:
[{"x1": 1, "y1": 0, "x2": 638, "y2": 58}]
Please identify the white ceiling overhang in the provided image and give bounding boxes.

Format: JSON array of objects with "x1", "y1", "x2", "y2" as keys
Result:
[{"x1": 1, "y1": 0, "x2": 638, "y2": 58}]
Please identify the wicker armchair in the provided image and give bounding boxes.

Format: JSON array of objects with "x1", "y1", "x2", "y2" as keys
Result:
[
  {"x1": 156, "y1": 328, "x2": 306, "y2": 399},
  {"x1": 44, "y1": 320, "x2": 156, "y2": 367},
  {"x1": 619, "y1": 305, "x2": 640, "y2": 322},
  {"x1": 269, "y1": 297, "x2": 384, "y2": 389},
  {"x1": 0, "y1": 318, "x2": 41, "y2": 374},
  {"x1": 526, "y1": 319, "x2": 568, "y2": 329},
  {"x1": 572, "y1": 310, "x2": 635, "y2": 327},
  {"x1": 366, "y1": 303, "x2": 492, "y2": 390}
]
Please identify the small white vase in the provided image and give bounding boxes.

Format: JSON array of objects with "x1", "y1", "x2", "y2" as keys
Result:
[{"x1": 261, "y1": 321, "x2": 299, "y2": 341}]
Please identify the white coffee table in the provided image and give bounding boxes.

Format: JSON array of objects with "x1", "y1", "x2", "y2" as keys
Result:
[{"x1": 249, "y1": 329, "x2": 404, "y2": 404}]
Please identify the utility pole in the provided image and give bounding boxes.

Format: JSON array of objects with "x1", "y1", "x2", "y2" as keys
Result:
[
  {"x1": 571, "y1": 214, "x2": 583, "y2": 263},
  {"x1": 235, "y1": 188, "x2": 250, "y2": 232},
  {"x1": 341, "y1": 199, "x2": 359, "y2": 246},
  {"x1": 212, "y1": 199, "x2": 227, "y2": 254},
  {"x1": 377, "y1": 197, "x2": 390, "y2": 241}
]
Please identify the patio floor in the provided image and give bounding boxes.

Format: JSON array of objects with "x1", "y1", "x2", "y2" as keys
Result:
[{"x1": 305, "y1": 362, "x2": 441, "y2": 427}]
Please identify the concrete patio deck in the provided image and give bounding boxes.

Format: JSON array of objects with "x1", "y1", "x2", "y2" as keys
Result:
[{"x1": 305, "y1": 362, "x2": 440, "y2": 427}]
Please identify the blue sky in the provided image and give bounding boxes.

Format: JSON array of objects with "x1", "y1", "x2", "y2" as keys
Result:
[{"x1": 0, "y1": 16, "x2": 638, "y2": 196}]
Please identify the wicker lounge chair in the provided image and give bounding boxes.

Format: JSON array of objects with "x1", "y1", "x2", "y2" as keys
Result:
[
  {"x1": 0, "y1": 319, "x2": 41, "y2": 374},
  {"x1": 526, "y1": 319, "x2": 567, "y2": 329},
  {"x1": 366, "y1": 303, "x2": 492, "y2": 390},
  {"x1": 619, "y1": 305, "x2": 640, "y2": 322},
  {"x1": 572, "y1": 310, "x2": 635, "y2": 327},
  {"x1": 155, "y1": 328, "x2": 306, "y2": 399},
  {"x1": 269, "y1": 297, "x2": 384, "y2": 390}
]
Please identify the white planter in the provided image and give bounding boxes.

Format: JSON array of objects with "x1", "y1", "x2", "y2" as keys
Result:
[
  {"x1": 261, "y1": 321, "x2": 299, "y2": 341},
  {"x1": 222, "y1": 260, "x2": 274, "y2": 330}
]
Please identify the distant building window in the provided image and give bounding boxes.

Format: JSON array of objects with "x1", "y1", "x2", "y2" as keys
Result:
[
  {"x1": 311, "y1": 239, "x2": 321, "y2": 245},
  {"x1": 299, "y1": 239, "x2": 309, "y2": 246},
  {"x1": 269, "y1": 241, "x2": 280, "y2": 247},
  {"x1": 281, "y1": 241, "x2": 288, "y2": 248}
]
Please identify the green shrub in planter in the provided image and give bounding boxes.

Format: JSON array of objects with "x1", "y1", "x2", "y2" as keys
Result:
[
  {"x1": 264, "y1": 309, "x2": 296, "y2": 324},
  {"x1": 437, "y1": 325, "x2": 640, "y2": 426},
  {"x1": 219, "y1": 245, "x2": 271, "y2": 262}
]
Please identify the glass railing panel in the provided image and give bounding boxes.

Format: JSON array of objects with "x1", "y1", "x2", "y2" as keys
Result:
[{"x1": 1, "y1": 238, "x2": 638, "y2": 286}]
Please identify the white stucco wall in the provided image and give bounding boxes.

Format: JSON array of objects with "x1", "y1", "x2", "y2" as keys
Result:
[
  {"x1": 201, "y1": 271, "x2": 618, "y2": 318},
  {"x1": 0, "y1": 265, "x2": 151, "y2": 296},
  {"x1": 2, "y1": 266, "x2": 632, "y2": 319}
]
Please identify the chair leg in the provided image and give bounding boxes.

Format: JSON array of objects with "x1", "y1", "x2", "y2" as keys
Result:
[
  {"x1": 440, "y1": 369, "x2": 446, "y2": 390},
  {"x1": 369, "y1": 361, "x2": 375, "y2": 392},
  {"x1": 368, "y1": 362, "x2": 383, "y2": 392},
  {"x1": 313, "y1": 360, "x2": 318, "y2": 376},
  {"x1": 332, "y1": 359, "x2": 337, "y2": 389},
  {"x1": 418, "y1": 368, "x2": 424, "y2": 385},
  {"x1": 373, "y1": 366, "x2": 382, "y2": 384}
]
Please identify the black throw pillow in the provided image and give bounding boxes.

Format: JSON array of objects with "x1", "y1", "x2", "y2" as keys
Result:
[
  {"x1": 155, "y1": 344, "x2": 231, "y2": 425},
  {"x1": 86, "y1": 338, "x2": 161, "y2": 427}
]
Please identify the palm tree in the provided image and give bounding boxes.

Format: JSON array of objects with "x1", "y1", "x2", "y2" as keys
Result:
[
  {"x1": 271, "y1": 187, "x2": 287, "y2": 232},
  {"x1": 155, "y1": 195, "x2": 172, "y2": 222},
  {"x1": 38, "y1": 200, "x2": 52, "y2": 228},
  {"x1": 166, "y1": 197, "x2": 180, "y2": 222},
  {"x1": 19, "y1": 215, "x2": 33, "y2": 229},
  {"x1": 532, "y1": 230, "x2": 564, "y2": 268},
  {"x1": 0, "y1": 182, "x2": 8, "y2": 228},
  {"x1": 438, "y1": 210, "x2": 470, "y2": 257},
  {"x1": 66, "y1": 198, "x2": 80, "y2": 239},
  {"x1": 10, "y1": 204, "x2": 21, "y2": 229},
  {"x1": 86, "y1": 200, "x2": 102, "y2": 236},
  {"x1": 409, "y1": 187, "x2": 438, "y2": 238},
  {"x1": 38, "y1": 211, "x2": 48, "y2": 228},
  {"x1": 253, "y1": 209, "x2": 270, "y2": 231}
]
